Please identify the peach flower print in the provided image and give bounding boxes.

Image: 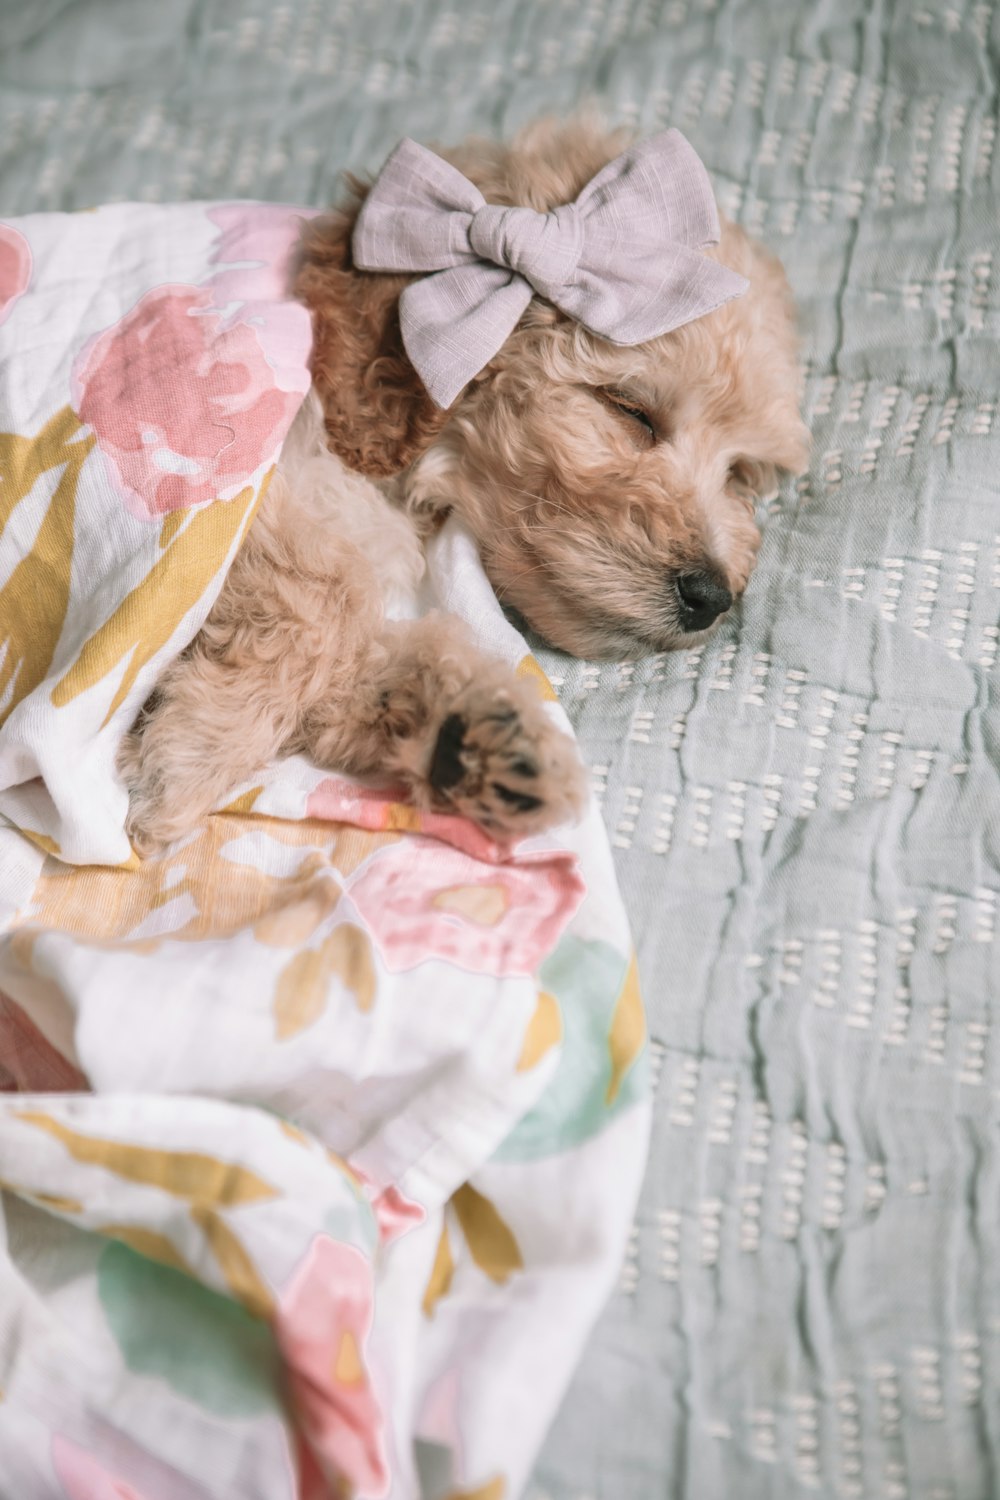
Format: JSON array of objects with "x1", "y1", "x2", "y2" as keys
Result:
[
  {"x1": 345, "y1": 837, "x2": 585, "y2": 976},
  {"x1": 71, "y1": 283, "x2": 303, "y2": 519},
  {"x1": 0, "y1": 222, "x2": 31, "y2": 327},
  {"x1": 276, "y1": 1235, "x2": 388, "y2": 1498}
]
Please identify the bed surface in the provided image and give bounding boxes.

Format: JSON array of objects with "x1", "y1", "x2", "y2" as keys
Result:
[{"x1": 2, "y1": 1, "x2": 999, "y2": 1496}]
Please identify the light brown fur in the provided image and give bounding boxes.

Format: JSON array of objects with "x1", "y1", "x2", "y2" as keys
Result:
[{"x1": 121, "y1": 118, "x2": 808, "y2": 852}]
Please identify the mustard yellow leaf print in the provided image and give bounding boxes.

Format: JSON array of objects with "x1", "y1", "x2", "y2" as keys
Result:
[
  {"x1": 16, "y1": 813, "x2": 344, "y2": 952},
  {"x1": 325, "y1": 922, "x2": 376, "y2": 1012},
  {"x1": 0, "y1": 1180, "x2": 83, "y2": 1215},
  {"x1": 17, "y1": 829, "x2": 61, "y2": 857},
  {"x1": 0, "y1": 407, "x2": 89, "y2": 540},
  {"x1": 445, "y1": 1478, "x2": 505, "y2": 1500},
  {"x1": 219, "y1": 784, "x2": 264, "y2": 816},
  {"x1": 515, "y1": 654, "x2": 558, "y2": 702},
  {"x1": 421, "y1": 1220, "x2": 455, "y2": 1318},
  {"x1": 451, "y1": 1184, "x2": 523, "y2": 1285},
  {"x1": 253, "y1": 886, "x2": 339, "y2": 947},
  {"x1": 31, "y1": 1191, "x2": 84, "y2": 1213},
  {"x1": 158, "y1": 508, "x2": 186, "y2": 549},
  {"x1": 15, "y1": 1111, "x2": 278, "y2": 1206},
  {"x1": 273, "y1": 922, "x2": 376, "y2": 1038},
  {"x1": 384, "y1": 802, "x2": 423, "y2": 832},
  {"x1": 96, "y1": 1223, "x2": 196, "y2": 1277},
  {"x1": 274, "y1": 947, "x2": 333, "y2": 1040},
  {"x1": 0, "y1": 408, "x2": 95, "y2": 725},
  {"x1": 190, "y1": 1204, "x2": 274, "y2": 1320},
  {"x1": 325, "y1": 1146, "x2": 363, "y2": 1188},
  {"x1": 51, "y1": 474, "x2": 269, "y2": 726},
  {"x1": 605, "y1": 950, "x2": 645, "y2": 1106},
  {"x1": 516, "y1": 989, "x2": 562, "y2": 1072},
  {"x1": 323, "y1": 825, "x2": 401, "y2": 877}
]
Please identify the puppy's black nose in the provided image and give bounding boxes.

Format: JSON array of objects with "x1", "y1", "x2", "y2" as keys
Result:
[{"x1": 675, "y1": 571, "x2": 733, "y2": 631}]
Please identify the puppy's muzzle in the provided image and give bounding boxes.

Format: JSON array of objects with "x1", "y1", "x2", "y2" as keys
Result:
[{"x1": 675, "y1": 570, "x2": 733, "y2": 632}]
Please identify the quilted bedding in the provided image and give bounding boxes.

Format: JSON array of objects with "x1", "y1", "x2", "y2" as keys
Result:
[{"x1": 2, "y1": 0, "x2": 1000, "y2": 1497}]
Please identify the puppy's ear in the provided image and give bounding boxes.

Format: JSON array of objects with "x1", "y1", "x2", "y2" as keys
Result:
[
  {"x1": 768, "y1": 424, "x2": 811, "y2": 479},
  {"x1": 729, "y1": 444, "x2": 807, "y2": 506},
  {"x1": 294, "y1": 187, "x2": 449, "y2": 478}
]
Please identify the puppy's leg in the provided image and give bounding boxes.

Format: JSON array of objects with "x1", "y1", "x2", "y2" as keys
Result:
[
  {"x1": 117, "y1": 644, "x2": 302, "y2": 856},
  {"x1": 119, "y1": 509, "x2": 382, "y2": 855},
  {"x1": 304, "y1": 613, "x2": 587, "y2": 838}
]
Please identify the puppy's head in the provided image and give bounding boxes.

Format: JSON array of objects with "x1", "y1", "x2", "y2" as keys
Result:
[{"x1": 297, "y1": 118, "x2": 809, "y2": 659}]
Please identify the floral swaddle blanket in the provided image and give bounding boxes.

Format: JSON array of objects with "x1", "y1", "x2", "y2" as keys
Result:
[{"x1": 0, "y1": 203, "x2": 649, "y2": 1498}]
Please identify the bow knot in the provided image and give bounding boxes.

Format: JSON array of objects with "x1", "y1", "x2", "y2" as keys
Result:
[
  {"x1": 468, "y1": 203, "x2": 584, "y2": 298},
  {"x1": 353, "y1": 130, "x2": 749, "y2": 408}
]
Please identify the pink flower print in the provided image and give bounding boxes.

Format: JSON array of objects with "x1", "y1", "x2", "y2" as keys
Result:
[
  {"x1": 50, "y1": 1421, "x2": 208, "y2": 1500},
  {"x1": 276, "y1": 1236, "x2": 388, "y2": 1499},
  {"x1": 350, "y1": 1166, "x2": 426, "y2": 1245},
  {"x1": 368, "y1": 1181, "x2": 425, "y2": 1244},
  {"x1": 0, "y1": 223, "x2": 31, "y2": 327},
  {"x1": 306, "y1": 775, "x2": 540, "y2": 864},
  {"x1": 51, "y1": 1434, "x2": 146, "y2": 1500},
  {"x1": 205, "y1": 204, "x2": 316, "y2": 389},
  {"x1": 345, "y1": 838, "x2": 585, "y2": 976},
  {"x1": 305, "y1": 776, "x2": 413, "y2": 833},
  {"x1": 72, "y1": 284, "x2": 302, "y2": 518}
]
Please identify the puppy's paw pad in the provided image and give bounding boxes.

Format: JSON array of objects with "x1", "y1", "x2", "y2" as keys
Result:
[
  {"x1": 427, "y1": 688, "x2": 585, "y2": 836},
  {"x1": 428, "y1": 712, "x2": 469, "y2": 793}
]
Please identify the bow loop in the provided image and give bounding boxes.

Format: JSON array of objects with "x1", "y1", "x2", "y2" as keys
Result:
[{"x1": 353, "y1": 129, "x2": 749, "y2": 408}]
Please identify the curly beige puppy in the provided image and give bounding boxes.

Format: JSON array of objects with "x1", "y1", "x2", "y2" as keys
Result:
[{"x1": 121, "y1": 118, "x2": 808, "y2": 853}]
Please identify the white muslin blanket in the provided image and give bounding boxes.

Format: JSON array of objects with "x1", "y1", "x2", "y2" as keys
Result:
[{"x1": 0, "y1": 203, "x2": 649, "y2": 1499}]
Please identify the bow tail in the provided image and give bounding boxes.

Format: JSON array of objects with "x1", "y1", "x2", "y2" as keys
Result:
[
  {"x1": 399, "y1": 266, "x2": 534, "y2": 408},
  {"x1": 655, "y1": 248, "x2": 750, "y2": 331},
  {"x1": 560, "y1": 240, "x2": 750, "y2": 347}
]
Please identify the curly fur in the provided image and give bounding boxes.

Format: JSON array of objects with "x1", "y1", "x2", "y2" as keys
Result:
[
  {"x1": 121, "y1": 117, "x2": 808, "y2": 851},
  {"x1": 295, "y1": 189, "x2": 451, "y2": 476}
]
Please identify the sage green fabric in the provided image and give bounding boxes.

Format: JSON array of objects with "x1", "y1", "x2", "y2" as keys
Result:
[{"x1": 2, "y1": 2, "x2": 999, "y2": 1496}]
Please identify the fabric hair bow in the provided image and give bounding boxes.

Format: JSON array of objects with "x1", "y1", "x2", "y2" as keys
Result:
[{"x1": 352, "y1": 128, "x2": 749, "y2": 409}]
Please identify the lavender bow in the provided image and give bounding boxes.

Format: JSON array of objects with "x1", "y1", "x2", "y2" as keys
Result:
[{"x1": 352, "y1": 129, "x2": 749, "y2": 409}]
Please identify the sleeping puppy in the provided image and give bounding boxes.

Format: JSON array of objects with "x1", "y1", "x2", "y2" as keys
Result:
[{"x1": 120, "y1": 117, "x2": 808, "y2": 853}]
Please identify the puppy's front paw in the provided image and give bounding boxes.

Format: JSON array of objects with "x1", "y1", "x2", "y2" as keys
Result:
[
  {"x1": 117, "y1": 731, "x2": 194, "y2": 859},
  {"x1": 421, "y1": 681, "x2": 586, "y2": 837}
]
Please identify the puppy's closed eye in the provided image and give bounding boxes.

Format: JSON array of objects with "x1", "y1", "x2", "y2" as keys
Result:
[{"x1": 595, "y1": 387, "x2": 658, "y2": 446}]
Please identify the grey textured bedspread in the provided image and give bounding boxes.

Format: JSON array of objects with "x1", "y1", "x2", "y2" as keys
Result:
[{"x1": 2, "y1": 2, "x2": 999, "y2": 1496}]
